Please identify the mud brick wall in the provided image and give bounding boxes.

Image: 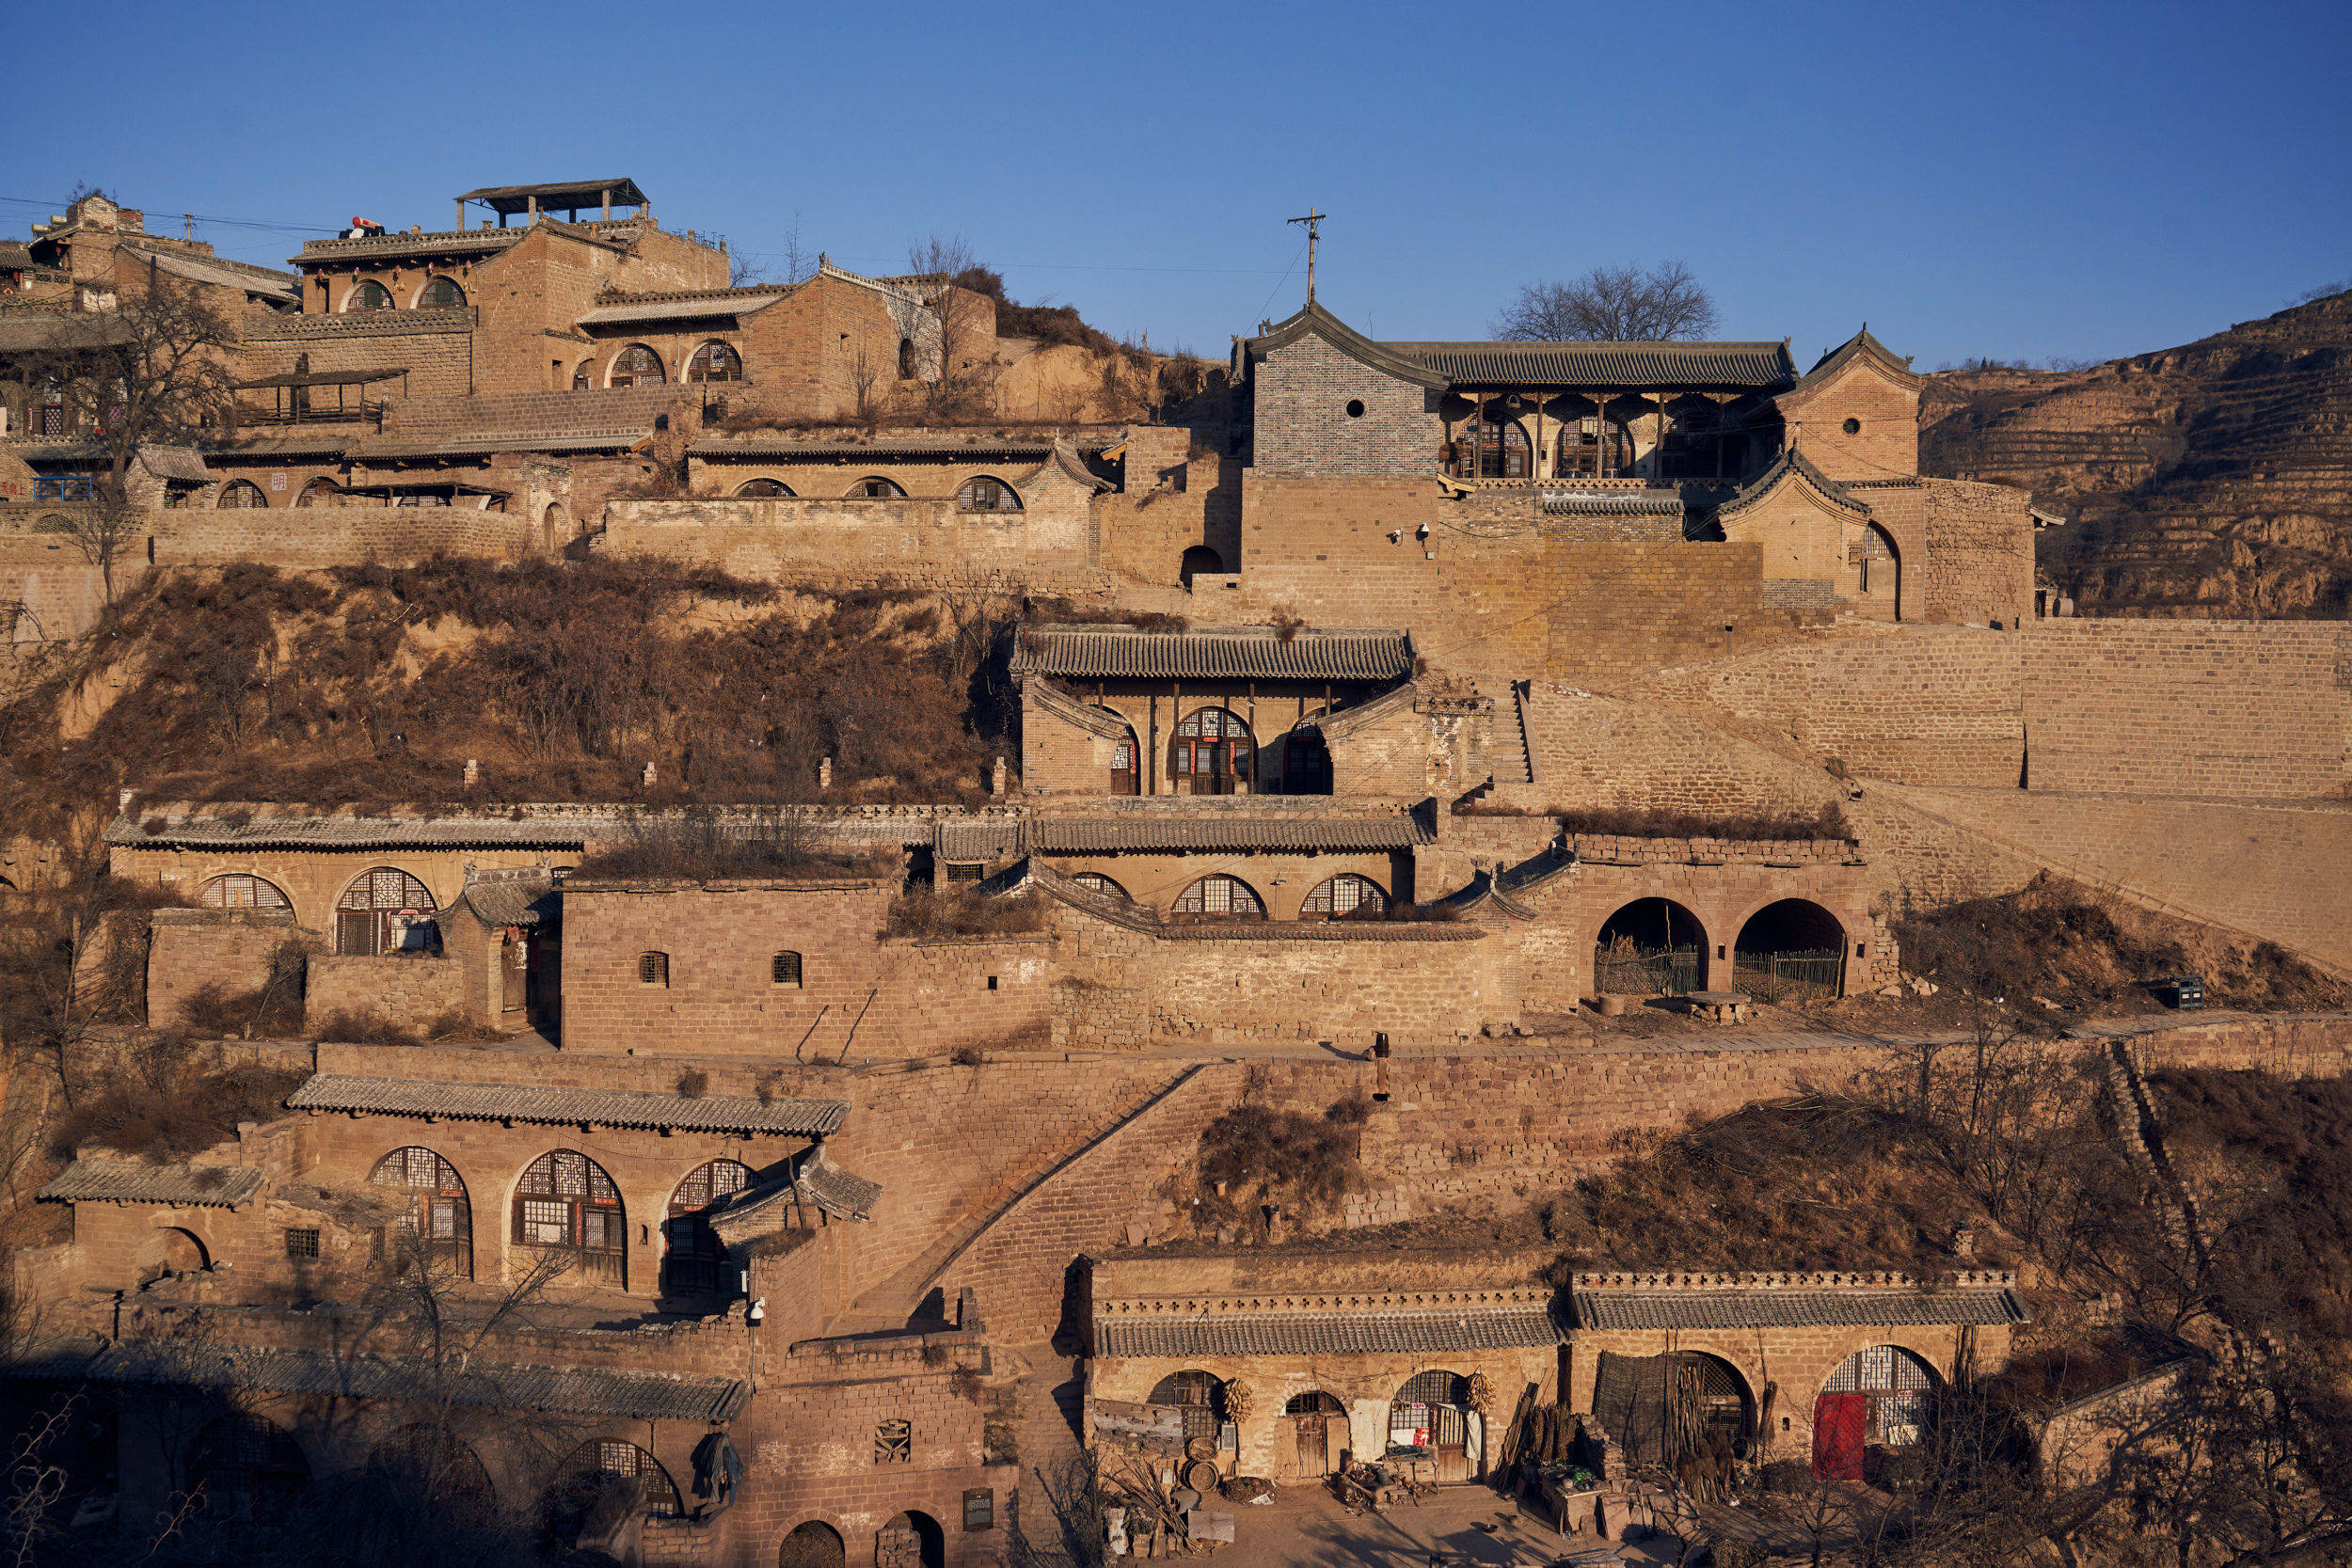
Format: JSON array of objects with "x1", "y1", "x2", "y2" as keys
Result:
[
  {"x1": 145, "y1": 910, "x2": 298, "y2": 1030},
  {"x1": 1783, "y1": 358, "x2": 1922, "y2": 483},
  {"x1": 1500, "y1": 687, "x2": 1846, "y2": 818},
  {"x1": 240, "y1": 308, "x2": 480, "y2": 400},
  {"x1": 305, "y1": 953, "x2": 467, "y2": 1030},
  {"x1": 2020, "y1": 620, "x2": 2350, "y2": 800},
  {"x1": 1095, "y1": 444, "x2": 1244, "y2": 587},
  {"x1": 1922, "y1": 478, "x2": 2034, "y2": 626},
  {"x1": 107, "y1": 843, "x2": 572, "y2": 942},
  {"x1": 1050, "y1": 912, "x2": 1511, "y2": 1053}
]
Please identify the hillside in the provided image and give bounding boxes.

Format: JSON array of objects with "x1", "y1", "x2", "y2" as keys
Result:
[{"x1": 1920, "y1": 291, "x2": 2352, "y2": 617}]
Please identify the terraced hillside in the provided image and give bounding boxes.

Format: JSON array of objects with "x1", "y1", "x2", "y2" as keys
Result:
[{"x1": 1921, "y1": 291, "x2": 2352, "y2": 617}]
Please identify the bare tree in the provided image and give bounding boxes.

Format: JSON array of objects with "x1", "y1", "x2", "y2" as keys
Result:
[
  {"x1": 848, "y1": 345, "x2": 887, "y2": 433},
  {"x1": 1493, "y1": 261, "x2": 1720, "y2": 342},
  {"x1": 22, "y1": 270, "x2": 238, "y2": 599},
  {"x1": 906, "y1": 232, "x2": 993, "y2": 412},
  {"x1": 778, "y1": 210, "x2": 814, "y2": 286}
]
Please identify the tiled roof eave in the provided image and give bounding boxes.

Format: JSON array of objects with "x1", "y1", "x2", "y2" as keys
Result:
[{"x1": 285, "y1": 1073, "x2": 847, "y2": 1137}]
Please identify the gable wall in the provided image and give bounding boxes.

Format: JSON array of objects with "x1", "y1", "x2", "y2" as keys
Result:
[{"x1": 1251, "y1": 334, "x2": 1441, "y2": 477}]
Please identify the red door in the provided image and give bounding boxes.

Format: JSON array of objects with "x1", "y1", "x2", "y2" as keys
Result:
[{"x1": 1812, "y1": 1394, "x2": 1866, "y2": 1481}]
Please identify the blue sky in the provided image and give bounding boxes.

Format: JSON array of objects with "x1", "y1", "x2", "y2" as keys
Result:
[{"x1": 5, "y1": 0, "x2": 2345, "y2": 369}]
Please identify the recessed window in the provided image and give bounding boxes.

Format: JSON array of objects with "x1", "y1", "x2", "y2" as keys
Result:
[
  {"x1": 852, "y1": 477, "x2": 906, "y2": 499},
  {"x1": 1344, "y1": 399, "x2": 1365, "y2": 418},
  {"x1": 875, "y1": 1419, "x2": 912, "y2": 1465},
  {"x1": 956, "y1": 476, "x2": 1022, "y2": 513},
  {"x1": 283, "y1": 1227, "x2": 320, "y2": 1259},
  {"x1": 772, "y1": 951, "x2": 803, "y2": 987},
  {"x1": 418, "y1": 276, "x2": 465, "y2": 309},
  {"x1": 638, "y1": 951, "x2": 670, "y2": 987},
  {"x1": 347, "y1": 280, "x2": 392, "y2": 311},
  {"x1": 1842, "y1": 418, "x2": 1862, "y2": 435},
  {"x1": 985, "y1": 975, "x2": 998, "y2": 991}
]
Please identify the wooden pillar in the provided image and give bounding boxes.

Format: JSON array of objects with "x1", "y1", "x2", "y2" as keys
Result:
[
  {"x1": 1147, "y1": 693, "x2": 1157, "y2": 795},
  {"x1": 1533, "y1": 392, "x2": 1547, "y2": 482},
  {"x1": 1170, "y1": 680, "x2": 1181, "y2": 796},
  {"x1": 1248, "y1": 683, "x2": 1259, "y2": 795}
]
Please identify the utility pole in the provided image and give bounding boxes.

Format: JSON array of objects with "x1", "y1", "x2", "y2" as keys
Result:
[{"x1": 1288, "y1": 208, "x2": 1325, "y2": 305}]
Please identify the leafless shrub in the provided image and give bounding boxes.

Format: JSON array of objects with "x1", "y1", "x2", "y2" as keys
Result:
[{"x1": 884, "y1": 889, "x2": 1046, "y2": 939}]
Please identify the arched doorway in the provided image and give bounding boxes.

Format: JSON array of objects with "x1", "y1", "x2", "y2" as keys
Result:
[
  {"x1": 1106, "y1": 718, "x2": 1140, "y2": 795},
  {"x1": 662, "y1": 1158, "x2": 754, "y2": 1297},
  {"x1": 1591, "y1": 1349, "x2": 1756, "y2": 1471},
  {"x1": 190, "y1": 1412, "x2": 310, "y2": 1519},
  {"x1": 1285, "y1": 1390, "x2": 1345, "y2": 1478},
  {"x1": 780, "y1": 1520, "x2": 847, "y2": 1568},
  {"x1": 368, "y1": 1146, "x2": 472, "y2": 1277},
  {"x1": 1594, "y1": 898, "x2": 1706, "y2": 997},
  {"x1": 542, "y1": 502, "x2": 568, "y2": 551},
  {"x1": 1446, "y1": 414, "x2": 1529, "y2": 479},
  {"x1": 1852, "y1": 522, "x2": 1901, "y2": 621},
  {"x1": 336, "y1": 867, "x2": 438, "y2": 956},
  {"x1": 1280, "y1": 724, "x2": 1331, "y2": 795},
  {"x1": 1733, "y1": 898, "x2": 1848, "y2": 1002},
  {"x1": 369, "y1": 1425, "x2": 494, "y2": 1520},
  {"x1": 548, "y1": 1440, "x2": 681, "y2": 1535},
  {"x1": 1170, "y1": 707, "x2": 1252, "y2": 795},
  {"x1": 1147, "y1": 1369, "x2": 1228, "y2": 1445},
  {"x1": 877, "y1": 1510, "x2": 945, "y2": 1568},
  {"x1": 514, "y1": 1149, "x2": 628, "y2": 1287},
  {"x1": 1179, "y1": 545, "x2": 1223, "y2": 586},
  {"x1": 1814, "y1": 1345, "x2": 1938, "y2": 1482},
  {"x1": 135, "y1": 1226, "x2": 208, "y2": 1282},
  {"x1": 1388, "y1": 1370, "x2": 1476, "y2": 1483}
]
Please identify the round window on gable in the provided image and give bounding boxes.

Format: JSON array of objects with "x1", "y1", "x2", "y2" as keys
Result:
[
  {"x1": 1345, "y1": 399, "x2": 1366, "y2": 419},
  {"x1": 1842, "y1": 418, "x2": 1862, "y2": 435}
]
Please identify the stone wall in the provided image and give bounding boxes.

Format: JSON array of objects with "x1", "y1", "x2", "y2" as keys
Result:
[
  {"x1": 305, "y1": 952, "x2": 467, "y2": 1030},
  {"x1": 1248, "y1": 333, "x2": 1442, "y2": 478},
  {"x1": 145, "y1": 909, "x2": 299, "y2": 1029},
  {"x1": 1923, "y1": 478, "x2": 2036, "y2": 626}
]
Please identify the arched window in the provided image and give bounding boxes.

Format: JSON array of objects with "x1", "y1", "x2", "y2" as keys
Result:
[
  {"x1": 1170, "y1": 707, "x2": 1252, "y2": 795},
  {"x1": 1148, "y1": 1370, "x2": 1227, "y2": 1444},
  {"x1": 336, "y1": 867, "x2": 437, "y2": 956},
  {"x1": 638, "y1": 951, "x2": 670, "y2": 987},
  {"x1": 1072, "y1": 871, "x2": 1130, "y2": 901},
  {"x1": 956, "y1": 476, "x2": 1022, "y2": 513},
  {"x1": 662, "y1": 1158, "x2": 754, "y2": 1297},
  {"x1": 295, "y1": 478, "x2": 341, "y2": 508},
  {"x1": 347, "y1": 280, "x2": 393, "y2": 311},
  {"x1": 608, "y1": 344, "x2": 664, "y2": 387},
  {"x1": 850, "y1": 476, "x2": 905, "y2": 499},
  {"x1": 687, "y1": 341, "x2": 742, "y2": 383},
  {"x1": 1302, "y1": 873, "x2": 1387, "y2": 918},
  {"x1": 191, "y1": 1414, "x2": 310, "y2": 1520},
  {"x1": 216, "y1": 480, "x2": 268, "y2": 509},
  {"x1": 199, "y1": 873, "x2": 289, "y2": 911},
  {"x1": 513, "y1": 1149, "x2": 627, "y2": 1286},
  {"x1": 1179, "y1": 545, "x2": 1224, "y2": 585},
  {"x1": 736, "y1": 478, "x2": 794, "y2": 498},
  {"x1": 771, "y1": 951, "x2": 803, "y2": 987},
  {"x1": 368, "y1": 1146, "x2": 472, "y2": 1277},
  {"x1": 1594, "y1": 898, "x2": 1706, "y2": 998},
  {"x1": 1446, "y1": 415, "x2": 1528, "y2": 479},
  {"x1": 548, "y1": 1440, "x2": 680, "y2": 1531},
  {"x1": 418, "y1": 276, "x2": 466, "y2": 309},
  {"x1": 898, "y1": 338, "x2": 915, "y2": 379},
  {"x1": 1815, "y1": 1345, "x2": 1938, "y2": 1481},
  {"x1": 1171, "y1": 874, "x2": 1264, "y2": 920},
  {"x1": 369, "y1": 1426, "x2": 494, "y2": 1517}
]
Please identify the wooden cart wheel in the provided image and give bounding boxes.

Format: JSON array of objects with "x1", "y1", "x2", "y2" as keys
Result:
[{"x1": 1182, "y1": 1457, "x2": 1221, "y2": 1494}]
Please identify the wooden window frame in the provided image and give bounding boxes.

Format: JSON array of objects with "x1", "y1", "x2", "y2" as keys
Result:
[
  {"x1": 772, "y1": 951, "x2": 803, "y2": 987},
  {"x1": 638, "y1": 951, "x2": 670, "y2": 987}
]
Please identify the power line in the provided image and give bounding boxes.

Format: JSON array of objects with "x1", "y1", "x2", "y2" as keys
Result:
[
  {"x1": 0, "y1": 195, "x2": 342, "y2": 238},
  {"x1": 744, "y1": 248, "x2": 1291, "y2": 278}
]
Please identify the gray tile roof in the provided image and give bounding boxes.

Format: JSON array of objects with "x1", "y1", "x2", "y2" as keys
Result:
[
  {"x1": 1788, "y1": 325, "x2": 1919, "y2": 392},
  {"x1": 105, "y1": 802, "x2": 631, "y2": 849},
  {"x1": 937, "y1": 820, "x2": 1022, "y2": 863},
  {"x1": 1012, "y1": 626, "x2": 1414, "y2": 683},
  {"x1": 40, "y1": 1158, "x2": 263, "y2": 1209},
  {"x1": 1713, "y1": 447, "x2": 1871, "y2": 520},
  {"x1": 1573, "y1": 1287, "x2": 2027, "y2": 1332},
  {"x1": 451, "y1": 870, "x2": 558, "y2": 928},
  {"x1": 1030, "y1": 816, "x2": 1432, "y2": 853},
  {"x1": 294, "y1": 230, "x2": 522, "y2": 263},
  {"x1": 1541, "y1": 490, "x2": 1689, "y2": 515},
  {"x1": 1158, "y1": 920, "x2": 1481, "y2": 943},
  {"x1": 457, "y1": 179, "x2": 649, "y2": 211},
  {"x1": 1094, "y1": 1306, "x2": 1566, "y2": 1358},
  {"x1": 707, "y1": 1146, "x2": 880, "y2": 1244},
  {"x1": 576, "y1": 294, "x2": 787, "y2": 327},
  {"x1": 1386, "y1": 340, "x2": 1798, "y2": 389},
  {"x1": 356, "y1": 430, "x2": 648, "y2": 460},
  {"x1": 6, "y1": 1338, "x2": 747, "y2": 1422},
  {"x1": 689, "y1": 436, "x2": 1112, "y2": 459},
  {"x1": 119, "y1": 244, "x2": 298, "y2": 301},
  {"x1": 287, "y1": 1073, "x2": 847, "y2": 1137},
  {"x1": 208, "y1": 436, "x2": 360, "y2": 459}
]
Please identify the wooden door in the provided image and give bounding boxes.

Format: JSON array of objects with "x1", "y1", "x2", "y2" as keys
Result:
[
  {"x1": 1433, "y1": 1403, "x2": 1471, "y2": 1483},
  {"x1": 1293, "y1": 1414, "x2": 1327, "y2": 1477},
  {"x1": 501, "y1": 929, "x2": 527, "y2": 1011},
  {"x1": 1812, "y1": 1394, "x2": 1866, "y2": 1481},
  {"x1": 338, "y1": 910, "x2": 378, "y2": 956}
]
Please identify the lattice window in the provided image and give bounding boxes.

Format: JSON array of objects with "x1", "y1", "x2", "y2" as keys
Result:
[
  {"x1": 772, "y1": 951, "x2": 803, "y2": 987},
  {"x1": 200, "y1": 873, "x2": 288, "y2": 911},
  {"x1": 553, "y1": 1440, "x2": 680, "y2": 1519},
  {"x1": 956, "y1": 476, "x2": 1022, "y2": 513},
  {"x1": 335, "y1": 867, "x2": 437, "y2": 956},
  {"x1": 610, "y1": 345, "x2": 664, "y2": 387},
  {"x1": 283, "y1": 1227, "x2": 319, "y2": 1259},
  {"x1": 1302, "y1": 873, "x2": 1386, "y2": 917},
  {"x1": 419, "y1": 277, "x2": 465, "y2": 308},
  {"x1": 736, "y1": 479, "x2": 793, "y2": 498},
  {"x1": 1073, "y1": 872, "x2": 1129, "y2": 900},
  {"x1": 347, "y1": 280, "x2": 392, "y2": 311},
  {"x1": 513, "y1": 1150, "x2": 627, "y2": 1280},
  {"x1": 687, "y1": 341, "x2": 742, "y2": 383},
  {"x1": 639, "y1": 951, "x2": 670, "y2": 986},
  {"x1": 875, "y1": 1419, "x2": 912, "y2": 1465},
  {"x1": 217, "y1": 480, "x2": 267, "y2": 509},
  {"x1": 1171, "y1": 874, "x2": 1264, "y2": 918}
]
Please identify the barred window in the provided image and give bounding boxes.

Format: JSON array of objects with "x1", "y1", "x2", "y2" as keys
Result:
[
  {"x1": 1171, "y1": 874, "x2": 1264, "y2": 919},
  {"x1": 875, "y1": 1419, "x2": 912, "y2": 1465},
  {"x1": 283, "y1": 1227, "x2": 320, "y2": 1259},
  {"x1": 200, "y1": 873, "x2": 289, "y2": 911},
  {"x1": 639, "y1": 951, "x2": 669, "y2": 986},
  {"x1": 1302, "y1": 873, "x2": 1387, "y2": 918},
  {"x1": 419, "y1": 277, "x2": 465, "y2": 308},
  {"x1": 956, "y1": 477, "x2": 1022, "y2": 513},
  {"x1": 772, "y1": 951, "x2": 803, "y2": 987}
]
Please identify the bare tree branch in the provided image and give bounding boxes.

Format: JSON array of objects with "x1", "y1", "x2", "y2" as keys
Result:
[{"x1": 1493, "y1": 261, "x2": 1721, "y2": 341}]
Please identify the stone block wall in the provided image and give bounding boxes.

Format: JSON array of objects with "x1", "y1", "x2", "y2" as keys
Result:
[
  {"x1": 305, "y1": 953, "x2": 467, "y2": 1030},
  {"x1": 240, "y1": 309, "x2": 479, "y2": 401},
  {"x1": 145, "y1": 909, "x2": 299, "y2": 1030},
  {"x1": 1922, "y1": 478, "x2": 2035, "y2": 626}
]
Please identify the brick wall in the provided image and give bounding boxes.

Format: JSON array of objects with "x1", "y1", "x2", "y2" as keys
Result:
[
  {"x1": 1783, "y1": 358, "x2": 1922, "y2": 483},
  {"x1": 1922, "y1": 478, "x2": 2035, "y2": 626},
  {"x1": 145, "y1": 910, "x2": 298, "y2": 1029},
  {"x1": 240, "y1": 309, "x2": 478, "y2": 401},
  {"x1": 1249, "y1": 334, "x2": 1443, "y2": 477},
  {"x1": 305, "y1": 952, "x2": 467, "y2": 1029}
]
